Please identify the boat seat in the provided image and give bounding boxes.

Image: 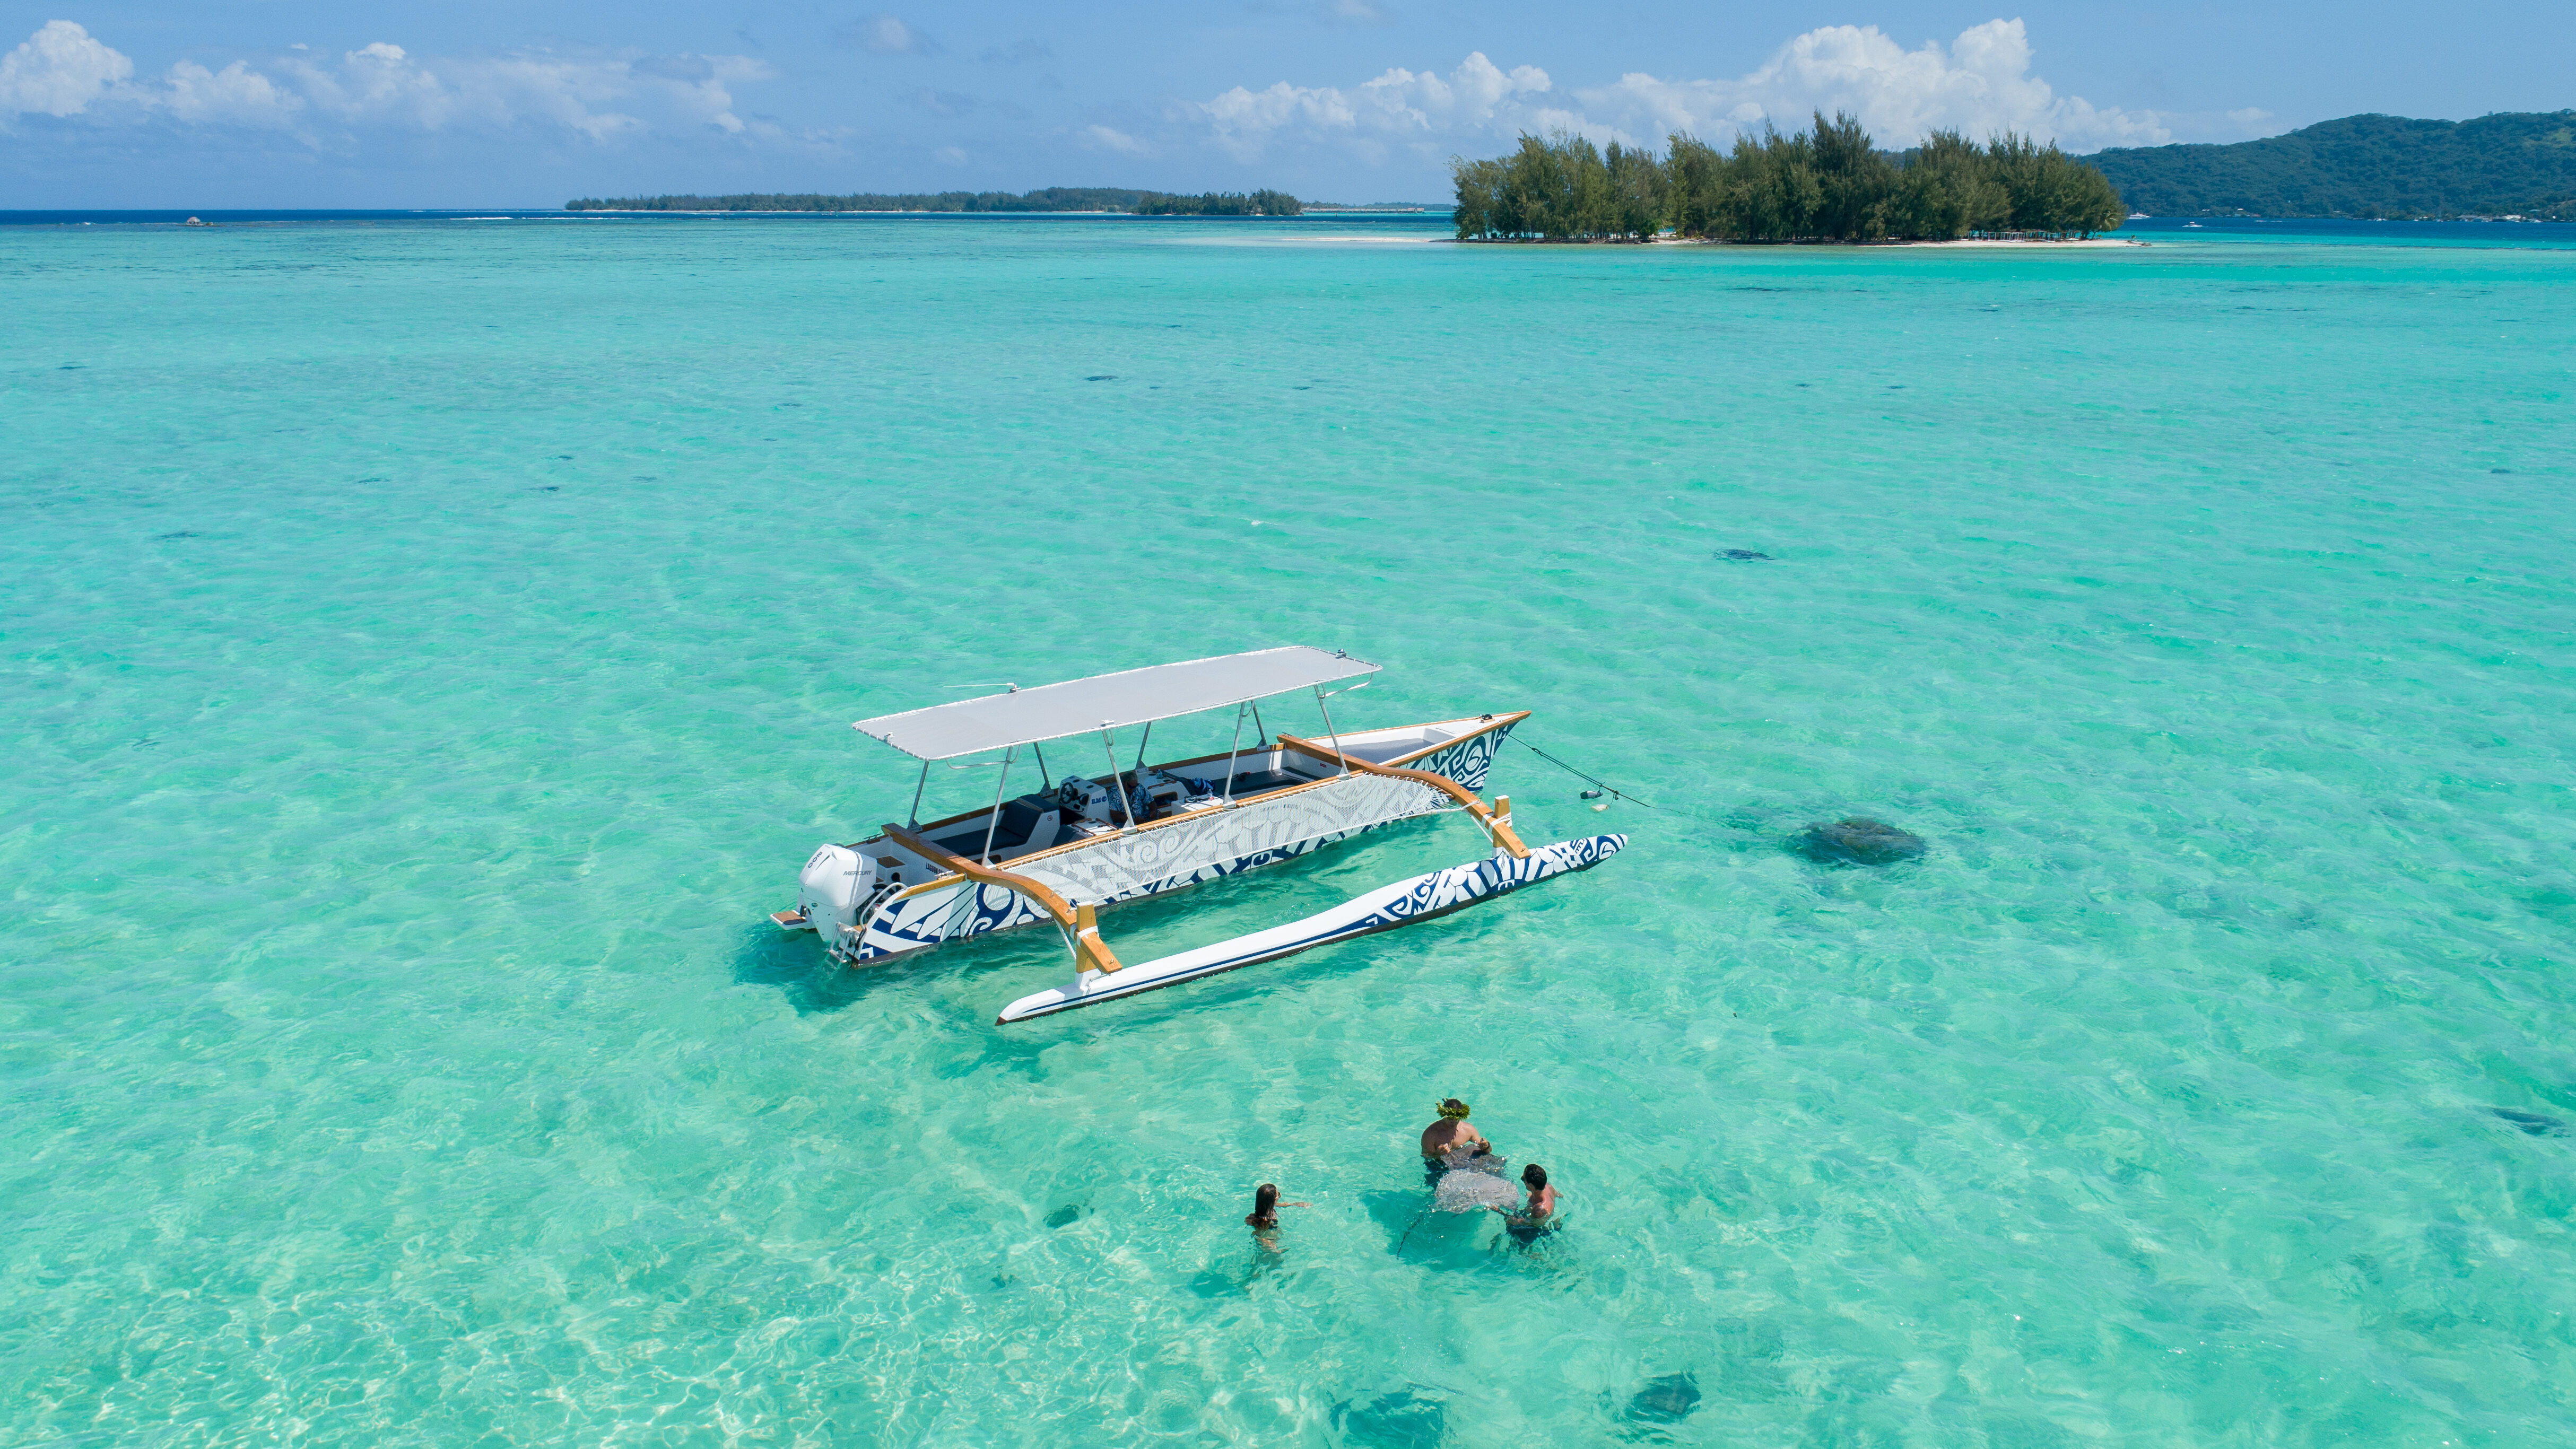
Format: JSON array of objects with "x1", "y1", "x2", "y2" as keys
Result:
[
  {"x1": 1212, "y1": 768, "x2": 1309, "y2": 796},
  {"x1": 932, "y1": 796, "x2": 1061, "y2": 861}
]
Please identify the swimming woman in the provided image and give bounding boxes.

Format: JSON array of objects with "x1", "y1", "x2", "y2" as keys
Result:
[
  {"x1": 1491, "y1": 1163, "x2": 1559, "y2": 1245},
  {"x1": 1244, "y1": 1183, "x2": 1310, "y2": 1244},
  {"x1": 1421, "y1": 1098, "x2": 1494, "y2": 1180}
]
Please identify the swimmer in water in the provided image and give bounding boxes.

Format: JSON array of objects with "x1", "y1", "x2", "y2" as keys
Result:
[
  {"x1": 1492, "y1": 1163, "x2": 1559, "y2": 1244},
  {"x1": 1244, "y1": 1182, "x2": 1311, "y2": 1236},
  {"x1": 1421, "y1": 1098, "x2": 1492, "y2": 1179}
]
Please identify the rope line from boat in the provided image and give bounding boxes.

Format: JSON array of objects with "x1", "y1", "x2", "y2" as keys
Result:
[{"x1": 1507, "y1": 736, "x2": 1661, "y2": 810}]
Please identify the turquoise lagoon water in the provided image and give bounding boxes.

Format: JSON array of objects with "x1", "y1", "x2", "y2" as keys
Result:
[{"x1": 6, "y1": 214, "x2": 2575, "y2": 1446}]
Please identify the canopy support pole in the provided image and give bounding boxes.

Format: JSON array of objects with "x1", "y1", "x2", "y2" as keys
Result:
[
  {"x1": 1032, "y1": 743, "x2": 1051, "y2": 794},
  {"x1": 1315, "y1": 685, "x2": 1347, "y2": 775},
  {"x1": 1131, "y1": 722, "x2": 1154, "y2": 788},
  {"x1": 1251, "y1": 702, "x2": 1267, "y2": 748},
  {"x1": 1220, "y1": 703, "x2": 1247, "y2": 804},
  {"x1": 1101, "y1": 729, "x2": 1137, "y2": 828},
  {"x1": 978, "y1": 746, "x2": 1017, "y2": 863},
  {"x1": 907, "y1": 760, "x2": 929, "y2": 828}
]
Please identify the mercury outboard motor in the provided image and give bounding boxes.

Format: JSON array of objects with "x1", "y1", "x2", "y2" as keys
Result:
[{"x1": 796, "y1": 844, "x2": 878, "y2": 944}]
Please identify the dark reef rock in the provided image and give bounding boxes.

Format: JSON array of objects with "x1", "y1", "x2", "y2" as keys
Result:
[
  {"x1": 1043, "y1": 1204, "x2": 1082, "y2": 1228},
  {"x1": 1721, "y1": 548, "x2": 1773, "y2": 561},
  {"x1": 2491, "y1": 1107, "x2": 2567, "y2": 1137},
  {"x1": 1796, "y1": 817, "x2": 1926, "y2": 866},
  {"x1": 1628, "y1": 1373, "x2": 1702, "y2": 1423},
  {"x1": 1331, "y1": 1389, "x2": 1444, "y2": 1448}
]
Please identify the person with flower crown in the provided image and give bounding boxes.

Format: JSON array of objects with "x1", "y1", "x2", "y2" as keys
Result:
[{"x1": 1420, "y1": 1097, "x2": 1495, "y2": 1180}]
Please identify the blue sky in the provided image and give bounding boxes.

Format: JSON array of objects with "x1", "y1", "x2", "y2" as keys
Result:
[{"x1": 2, "y1": 1, "x2": 2569, "y2": 207}]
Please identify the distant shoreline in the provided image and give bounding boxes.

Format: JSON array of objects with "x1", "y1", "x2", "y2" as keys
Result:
[
  {"x1": 564, "y1": 186, "x2": 1307, "y2": 216},
  {"x1": 557, "y1": 207, "x2": 1334, "y2": 217}
]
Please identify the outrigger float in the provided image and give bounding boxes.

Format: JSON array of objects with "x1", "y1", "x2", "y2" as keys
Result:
[{"x1": 773, "y1": 647, "x2": 1625, "y2": 1022}]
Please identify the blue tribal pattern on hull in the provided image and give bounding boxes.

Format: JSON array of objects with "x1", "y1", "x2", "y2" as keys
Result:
[
  {"x1": 1399, "y1": 720, "x2": 1515, "y2": 791},
  {"x1": 846, "y1": 822, "x2": 1411, "y2": 963},
  {"x1": 1360, "y1": 832, "x2": 1621, "y2": 927},
  {"x1": 839, "y1": 717, "x2": 1522, "y2": 965}
]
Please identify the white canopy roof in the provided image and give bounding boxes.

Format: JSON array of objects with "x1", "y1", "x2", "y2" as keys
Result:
[{"x1": 853, "y1": 646, "x2": 1380, "y2": 761}]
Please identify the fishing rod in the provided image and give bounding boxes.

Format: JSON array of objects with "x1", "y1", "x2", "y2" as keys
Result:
[{"x1": 1508, "y1": 736, "x2": 1662, "y2": 810}]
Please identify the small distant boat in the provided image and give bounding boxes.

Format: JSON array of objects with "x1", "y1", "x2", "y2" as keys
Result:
[
  {"x1": 2127, "y1": 212, "x2": 2148, "y2": 220},
  {"x1": 776, "y1": 646, "x2": 1626, "y2": 1020},
  {"x1": 2183, "y1": 222, "x2": 2203, "y2": 229}
]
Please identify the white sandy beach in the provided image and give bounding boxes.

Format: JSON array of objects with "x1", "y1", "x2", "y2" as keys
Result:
[{"x1": 1645, "y1": 234, "x2": 2145, "y2": 248}]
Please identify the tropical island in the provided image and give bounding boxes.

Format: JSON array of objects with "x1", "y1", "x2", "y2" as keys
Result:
[
  {"x1": 563, "y1": 187, "x2": 1302, "y2": 216},
  {"x1": 2090, "y1": 110, "x2": 2576, "y2": 220},
  {"x1": 1451, "y1": 113, "x2": 2126, "y2": 243}
]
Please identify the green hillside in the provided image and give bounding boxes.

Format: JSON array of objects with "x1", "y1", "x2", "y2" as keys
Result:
[{"x1": 2091, "y1": 110, "x2": 2576, "y2": 219}]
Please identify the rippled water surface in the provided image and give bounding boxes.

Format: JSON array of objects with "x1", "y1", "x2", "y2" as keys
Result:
[{"x1": 7, "y1": 215, "x2": 2575, "y2": 1446}]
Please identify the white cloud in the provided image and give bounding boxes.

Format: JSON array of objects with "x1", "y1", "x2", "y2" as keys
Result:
[
  {"x1": 0, "y1": 22, "x2": 772, "y2": 144},
  {"x1": 840, "y1": 16, "x2": 933, "y2": 56},
  {"x1": 1585, "y1": 20, "x2": 2166, "y2": 150},
  {"x1": 1084, "y1": 123, "x2": 1148, "y2": 155},
  {"x1": 0, "y1": 20, "x2": 134, "y2": 119},
  {"x1": 163, "y1": 58, "x2": 304, "y2": 128},
  {"x1": 1195, "y1": 19, "x2": 2172, "y2": 160},
  {"x1": 1197, "y1": 51, "x2": 1560, "y2": 161}
]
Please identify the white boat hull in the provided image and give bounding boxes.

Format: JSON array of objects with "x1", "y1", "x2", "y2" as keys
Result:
[{"x1": 995, "y1": 833, "x2": 1626, "y2": 1023}]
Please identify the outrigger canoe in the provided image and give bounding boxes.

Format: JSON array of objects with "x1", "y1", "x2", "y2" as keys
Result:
[{"x1": 773, "y1": 646, "x2": 1624, "y2": 1020}]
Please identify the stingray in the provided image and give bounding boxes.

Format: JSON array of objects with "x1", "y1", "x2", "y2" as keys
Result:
[
  {"x1": 1796, "y1": 817, "x2": 1926, "y2": 866},
  {"x1": 1721, "y1": 549, "x2": 1773, "y2": 561},
  {"x1": 1628, "y1": 1372, "x2": 1701, "y2": 1423},
  {"x1": 2491, "y1": 1107, "x2": 2567, "y2": 1137}
]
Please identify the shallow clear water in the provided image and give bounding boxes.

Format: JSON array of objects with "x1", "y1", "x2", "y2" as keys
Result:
[{"x1": 6, "y1": 216, "x2": 2575, "y2": 1446}]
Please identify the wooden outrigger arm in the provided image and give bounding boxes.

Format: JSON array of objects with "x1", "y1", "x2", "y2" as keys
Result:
[
  {"x1": 884, "y1": 824, "x2": 1125, "y2": 974},
  {"x1": 1273, "y1": 734, "x2": 1531, "y2": 859}
]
